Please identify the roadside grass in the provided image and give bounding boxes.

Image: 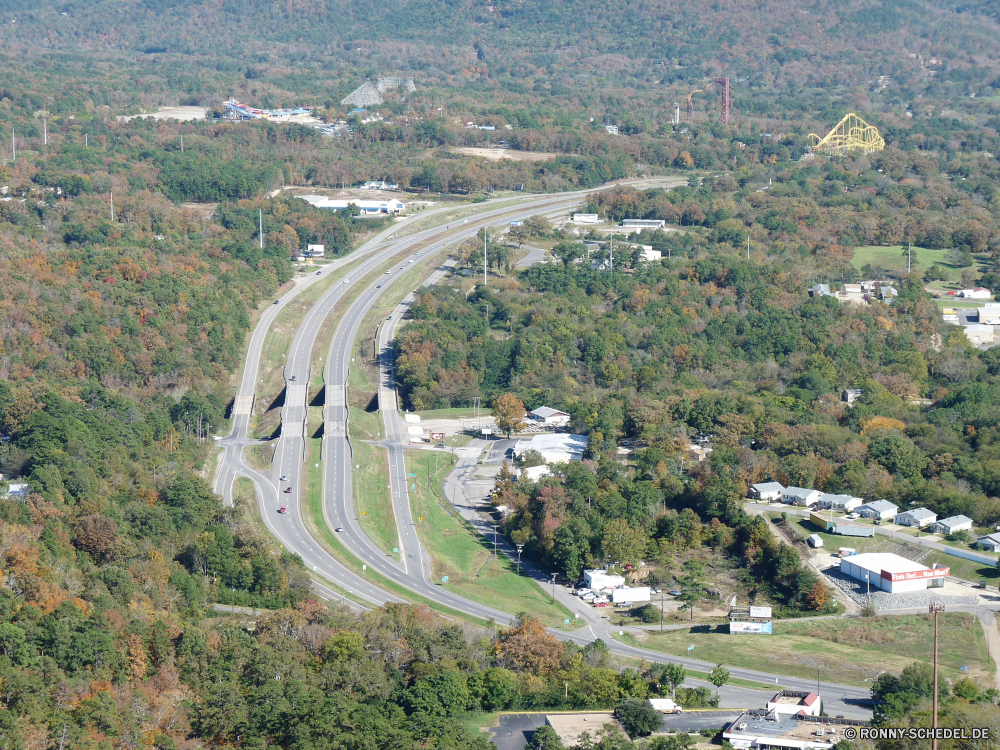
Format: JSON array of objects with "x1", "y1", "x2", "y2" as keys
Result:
[
  {"x1": 351, "y1": 437, "x2": 399, "y2": 559},
  {"x1": 463, "y1": 712, "x2": 500, "y2": 738},
  {"x1": 933, "y1": 298, "x2": 990, "y2": 308},
  {"x1": 776, "y1": 514, "x2": 1000, "y2": 583},
  {"x1": 243, "y1": 443, "x2": 275, "y2": 471},
  {"x1": 622, "y1": 613, "x2": 991, "y2": 687},
  {"x1": 404, "y1": 448, "x2": 576, "y2": 629},
  {"x1": 297, "y1": 441, "x2": 492, "y2": 624},
  {"x1": 684, "y1": 668, "x2": 786, "y2": 691},
  {"x1": 232, "y1": 476, "x2": 256, "y2": 506}
]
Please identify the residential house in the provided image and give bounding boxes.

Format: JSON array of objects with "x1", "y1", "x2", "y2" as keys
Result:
[
  {"x1": 842, "y1": 389, "x2": 863, "y2": 403},
  {"x1": 809, "y1": 283, "x2": 833, "y2": 297},
  {"x1": 819, "y1": 493, "x2": 864, "y2": 513},
  {"x1": 932, "y1": 515, "x2": 973, "y2": 535},
  {"x1": 857, "y1": 500, "x2": 898, "y2": 520},
  {"x1": 749, "y1": 482, "x2": 785, "y2": 502},
  {"x1": 976, "y1": 533, "x2": 1000, "y2": 552},
  {"x1": 782, "y1": 487, "x2": 822, "y2": 506},
  {"x1": 528, "y1": 406, "x2": 571, "y2": 428},
  {"x1": 895, "y1": 508, "x2": 937, "y2": 528}
]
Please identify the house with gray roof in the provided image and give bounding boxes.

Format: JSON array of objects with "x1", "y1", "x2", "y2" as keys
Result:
[
  {"x1": 932, "y1": 515, "x2": 973, "y2": 535},
  {"x1": 857, "y1": 500, "x2": 898, "y2": 520},
  {"x1": 749, "y1": 482, "x2": 784, "y2": 502},
  {"x1": 896, "y1": 508, "x2": 937, "y2": 528}
]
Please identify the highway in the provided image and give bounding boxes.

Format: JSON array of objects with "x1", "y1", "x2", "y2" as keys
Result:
[{"x1": 215, "y1": 184, "x2": 874, "y2": 718}]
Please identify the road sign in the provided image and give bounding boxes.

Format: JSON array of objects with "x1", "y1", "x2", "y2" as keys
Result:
[
  {"x1": 441, "y1": 576, "x2": 449, "y2": 582},
  {"x1": 687, "y1": 645, "x2": 695, "y2": 651},
  {"x1": 409, "y1": 473, "x2": 416, "y2": 477},
  {"x1": 393, "y1": 547, "x2": 398, "y2": 553},
  {"x1": 510, "y1": 220, "x2": 523, "y2": 226},
  {"x1": 564, "y1": 619, "x2": 570, "y2": 624},
  {"x1": 431, "y1": 431, "x2": 445, "y2": 441}
]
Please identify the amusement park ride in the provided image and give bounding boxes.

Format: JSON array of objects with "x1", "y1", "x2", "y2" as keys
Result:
[{"x1": 807, "y1": 112, "x2": 886, "y2": 155}]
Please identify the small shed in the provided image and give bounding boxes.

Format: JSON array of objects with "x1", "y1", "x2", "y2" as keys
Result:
[{"x1": 807, "y1": 534, "x2": 824, "y2": 548}]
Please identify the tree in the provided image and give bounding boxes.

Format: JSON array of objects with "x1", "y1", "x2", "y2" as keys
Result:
[
  {"x1": 708, "y1": 664, "x2": 730, "y2": 700},
  {"x1": 492, "y1": 614, "x2": 563, "y2": 674},
  {"x1": 676, "y1": 560, "x2": 706, "y2": 621},
  {"x1": 529, "y1": 726, "x2": 565, "y2": 750},
  {"x1": 601, "y1": 519, "x2": 647, "y2": 569},
  {"x1": 805, "y1": 582, "x2": 831, "y2": 611},
  {"x1": 615, "y1": 698, "x2": 661, "y2": 737},
  {"x1": 662, "y1": 663, "x2": 687, "y2": 699},
  {"x1": 492, "y1": 393, "x2": 525, "y2": 438},
  {"x1": 508, "y1": 223, "x2": 530, "y2": 247},
  {"x1": 74, "y1": 514, "x2": 119, "y2": 559}
]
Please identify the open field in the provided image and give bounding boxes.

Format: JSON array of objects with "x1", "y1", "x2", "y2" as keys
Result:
[
  {"x1": 351, "y1": 438, "x2": 398, "y2": 558},
  {"x1": 404, "y1": 448, "x2": 576, "y2": 628},
  {"x1": 624, "y1": 613, "x2": 992, "y2": 687},
  {"x1": 851, "y1": 244, "x2": 989, "y2": 279},
  {"x1": 450, "y1": 147, "x2": 559, "y2": 162}
]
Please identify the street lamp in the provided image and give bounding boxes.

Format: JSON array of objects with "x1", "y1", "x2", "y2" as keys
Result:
[
  {"x1": 551, "y1": 573, "x2": 557, "y2": 603},
  {"x1": 516, "y1": 545, "x2": 524, "y2": 576}
]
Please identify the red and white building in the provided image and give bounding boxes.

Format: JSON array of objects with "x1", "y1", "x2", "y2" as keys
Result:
[{"x1": 839, "y1": 552, "x2": 948, "y2": 593}]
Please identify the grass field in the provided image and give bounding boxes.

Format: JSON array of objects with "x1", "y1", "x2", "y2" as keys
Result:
[
  {"x1": 351, "y1": 438, "x2": 399, "y2": 558},
  {"x1": 404, "y1": 448, "x2": 576, "y2": 629},
  {"x1": 851, "y1": 245, "x2": 952, "y2": 274},
  {"x1": 232, "y1": 476, "x2": 256, "y2": 507},
  {"x1": 243, "y1": 443, "x2": 275, "y2": 470},
  {"x1": 622, "y1": 613, "x2": 992, "y2": 687}
]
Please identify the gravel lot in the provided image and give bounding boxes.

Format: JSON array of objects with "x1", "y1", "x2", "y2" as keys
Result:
[{"x1": 824, "y1": 567, "x2": 977, "y2": 609}]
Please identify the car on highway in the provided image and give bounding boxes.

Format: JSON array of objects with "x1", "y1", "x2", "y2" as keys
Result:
[
  {"x1": 278, "y1": 506, "x2": 287, "y2": 514},
  {"x1": 274, "y1": 300, "x2": 279, "y2": 304},
  {"x1": 316, "y1": 270, "x2": 321, "y2": 275},
  {"x1": 335, "y1": 527, "x2": 344, "y2": 532},
  {"x1": 284, "y1": 486, "x2": 293, "y2": 493},
  {"x1": 343, "y1": 278, "x2": 349, "y2": 283},
  {"x1": 280, "y1": 475, "x2": 287, "y2": 481},
  {"x1": 668, "y1": 589, "x2": 682, "y2": 596},
  {"x1": 290, "y1": 375, "x2": 296, "y2": 381},
  {"x1": 385, "y1": 270, "x2": 391, "y2": 274},
  {"x1": 408, "y1": 259, "x2": 413, "y2": 263}
]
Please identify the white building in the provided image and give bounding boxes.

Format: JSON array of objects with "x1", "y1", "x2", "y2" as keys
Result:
[
  {"x1": 976, "y1": 532, "x2": 1000, "y2": 552},
  {"x1": 4, "y1": 482, "x2": 29, "y2": 500},
  {"x1": 296, "y1": 194, "x2": 405, "y2": 215},
  {"x1": 839, "y1": 552, "x2": 948, "y2": 593},
  {"x1": 611, "y1": 586, "x2": 651, "y2": 603},
  {"x1": 931, "y1": 515, "x2": 973, "y2": 535},
  {"x1": 978, "y1": 303, "x2": 1000, "y2": 325},
  {"x1": 723, "y1": 711, "x2": 866, "y2": 750},
  {"x1": 895, "y1": 508, "x2": 937, "y2": 528},
  {"x1": 513, "y1": 433, "x2": 589, "y2": 464},
  {"x1": 640, "y1": 248, "x2": 662, "y2": 262},
  {"x1": 766, "y1": 691, "x2": 822, "y2": 717},
  {"x1": 604, "y1": 124, "x2": 619, "y2": 135},
  {"x1": 521, "y1": 465, "x2": 553, "y2": 483},
  {"x1": 782, "y1": 487, "x2": 822, "y2": 506},
  {"x1": 959, "y1": 288, "x2": 991, "y2": 299},
  {"x1": 528, "y1": 406, "x2": 571, "y2": 427},
  {"x1": 857, "y1": 500, "x2": 898, "y2": 520},
  {"x1": 572, "y1": 213, "x2": 600, "y2": 224},
  {"x1": 749, "y1": 482, "x2": 784, "y2": 502},
  {"x1": 584, "y1": 570, "x2": 625, "y2": 590},
  {"x1": 622, "y1": 219, "x2": 665, "y2": 230},
  {"x1": 818, "y1": 493, "x2": 863, "y2": 512},
  {"x1": 964, "y1": 324, "x2": 995, "y2": 346}
]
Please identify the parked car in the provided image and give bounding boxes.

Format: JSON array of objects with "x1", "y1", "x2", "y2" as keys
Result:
[
  {"x1": 278, "y1": 506, "x2": 287, "y2": 514},
  {"x1": 668, "y1": 589, "x2": 682, "y2": 597},
  {"x1": 617, "y1": 601, "x2": 634, "y2": 608},
  {"x1": 594, "y1": 601, "x2": 611, "y2": 608}
]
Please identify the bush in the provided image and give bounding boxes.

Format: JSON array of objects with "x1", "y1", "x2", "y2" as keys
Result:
[
  {"x1": 616, "y1": 698, "x2": 661, "y2": 737},
  {"x1": 675, "y1": 686, "x2": 719, "y2": 708},
  {"x1": 632, "y1": 604, "x2": 661, "y2": 624}
]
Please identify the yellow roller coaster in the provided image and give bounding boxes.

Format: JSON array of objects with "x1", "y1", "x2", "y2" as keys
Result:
[{"x1": 807, "y1": 113, "x2": 885, "y2": 155}]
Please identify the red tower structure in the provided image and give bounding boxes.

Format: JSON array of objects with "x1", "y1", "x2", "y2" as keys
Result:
[{"x1": 714, "y1": 77, "x2": 730, "y2": 125}]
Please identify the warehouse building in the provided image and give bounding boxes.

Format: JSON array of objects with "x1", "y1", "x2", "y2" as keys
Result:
[
  {"x1": 839, "y1": 552, "x2": 949, "y2": 593},
  {"x1": 297, "y1": 194, "x2": 405, "y2": 215},
  {"x1": 513, "y1": 433, "x2": 588, "y2": 464},
  {"x1": 528, "y1": 406, "x2": 571, "y2": 427}
]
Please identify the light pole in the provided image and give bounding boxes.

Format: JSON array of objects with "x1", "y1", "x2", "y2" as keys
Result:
[
  {"x1": 516, "y1": 545, "x2": 524, "y2": 575},
  {"x1": 493, "y1": 525, "x2": 499, "y2": 559},
  {"x1": 551, "y1": 573, "x2": 557, "y2": 603},
  {"x1": 930, "y1": 602, "x2": 945, "y2": 750}
]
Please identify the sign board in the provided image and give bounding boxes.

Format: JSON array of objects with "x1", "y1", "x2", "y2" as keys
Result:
[
  {"x1": 510, "y1": 220, "x2": 524, "y2": 226},
  {"x1": 882, "y1": 566, "x2": 949, "y2": 582},
  {"x1": 481, "y1": 428, "x2": 493, "y2": 435},
  {"x1": 430, "y1": 432, "x2": 445, "y2": 441},
  {"x1": 750, "y1": 606, "x2": 773, "y2": 619},
  {"x1": 729, "y1": 606, "x2": 750, "y2": 618},
  {"x1": 730, "y1": 621, "x2": 773, "y2": 634}
]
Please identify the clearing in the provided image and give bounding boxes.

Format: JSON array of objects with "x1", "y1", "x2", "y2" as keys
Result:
[
  {"x1": 851, "y1": 245, "x2": 987, "y2": 278},
  {"x1": 450, "y1": 147, "x2": 559, "y2": 162},
  {"x1": 625, "y1": 613, "x2": 992, "y2": 687}
]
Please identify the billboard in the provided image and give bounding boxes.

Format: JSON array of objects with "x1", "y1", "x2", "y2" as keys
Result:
[
  {"x1": 430, "y1": 432, "x2": 445, "y2": 441},
  {"x1": 730, "y1": 621, "x2": 773, "y2": 634},
  {"x1": 881, "y1": 566, "x2": 949, "y2": 582},
  {"x1": 750, "y1": 606, "x2": 773, "y2": 619}
]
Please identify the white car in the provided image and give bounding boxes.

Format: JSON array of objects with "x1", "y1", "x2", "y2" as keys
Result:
[
  {"x1": 385, "y1": 270, "x2": 391, "y2": 274},
  {"x1": 343, "y1": 278, "x2": 349, "y2": 284}
]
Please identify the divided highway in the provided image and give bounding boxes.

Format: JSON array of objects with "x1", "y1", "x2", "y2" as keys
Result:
[{"x1": 215, "y1": 185, "x2": 874, "y2": 717}]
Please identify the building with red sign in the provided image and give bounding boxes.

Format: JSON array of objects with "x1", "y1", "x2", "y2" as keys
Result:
[{"x1": 839, "y1": 552, "x2": 949, "y2": 593}]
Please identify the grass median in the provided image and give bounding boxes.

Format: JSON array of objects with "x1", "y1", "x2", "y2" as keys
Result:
[
  {"x1": 404, "y1": 448, "x2": 576, "y2": 629},
  {"x1": 619, "y1": 613, "x2": 991, "y2": 687}
]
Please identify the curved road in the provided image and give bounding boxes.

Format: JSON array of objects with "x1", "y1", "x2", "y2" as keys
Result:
[{"x1": 216, "y1": 185, "x2": 874, "y2": 718}]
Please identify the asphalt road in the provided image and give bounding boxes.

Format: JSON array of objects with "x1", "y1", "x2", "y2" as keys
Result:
[{"x1": 215, "y1": 182, "x2": 874, "y2": 719}]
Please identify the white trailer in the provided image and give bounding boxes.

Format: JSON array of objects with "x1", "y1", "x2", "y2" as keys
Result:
[
  {"x1": 612, "y1": 586, "x2": 651, "y2": 603},
  {"x1": 649, "y1": 698, "x2": 683, "y2": 714}
]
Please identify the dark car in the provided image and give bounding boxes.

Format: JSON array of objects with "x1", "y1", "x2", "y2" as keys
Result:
[{"x1": 284, "y1": 486, "x2": 292, "y2": 493}]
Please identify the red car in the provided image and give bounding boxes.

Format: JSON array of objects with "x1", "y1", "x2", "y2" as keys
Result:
[
  {"x1": 595, "y1": 601, "x2": 611, "y2": 608},
  {"x1": 278, "y1": 506, "x2": 287, "y2": 514},
  {"x1": 284, "y1": 486, "x2": 292, "y2": 493}
]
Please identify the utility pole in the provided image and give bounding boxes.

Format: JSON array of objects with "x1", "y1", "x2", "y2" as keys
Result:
[
  {"x1": 11, "y1": 129, "x2": 14, "y2": 162},
  {"x1": 110, "y1": 192, "x2": 114, "y2": 221},
  {"x1": 483, "y1": 228, "x2": 488, "y2": 286},
  {"x1": 551, "y1": 573, "x2": 557, "y2": 602},
  {"x1": 609, "y1": 231, "x2": 614, "y2": 272},
  {"x1": 747, "y1": 235, "x2": 750, "y2": 260},
  {"x1": 516, "y1": 545, "x2": 524, "y2": 575},
  {"x1": 180, "y1": 135, "x2": 184, "y2": 153},
  {"x1": 493, "y1": 525, "x2": 498, "y2": 558},
  {"x1": 661, "y1": 589, "x2": 665, "y2": 632},
  {"x1": 85, "y1": 133, "x2": 87, "y2": 147},
  {"x1": 930, "y1": 602, "x2": 944, "y2": 750},
  {"x1": 259, "y1": 209, "x2": 263, "y2": 250},
  {"x1": 908, "y1": 242, "x2": 912, "y2": 275},
  {"x1": 43, "y1": 118, "x2": 47, "y2": 146}
]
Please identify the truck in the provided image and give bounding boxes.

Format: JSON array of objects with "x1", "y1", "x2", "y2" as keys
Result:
[{"x1": 649, "y1": 698, "x2": 683, "y2": 714}]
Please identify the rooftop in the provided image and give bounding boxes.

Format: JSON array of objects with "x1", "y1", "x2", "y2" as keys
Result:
[
  {"x1": 860, "y1": 499, "x2": 897, "y2": 511},
  {"x1": 784, "y1": 486, "x2": 817, "y2": 497},
  {"x1": 530, "y1": 406, "x2": 570, "y2": 418},
  {"x1": 515, "y1": 433, "x2": 588, "y2": 453},
  {"x1": 899, "y1": 507, "x2": 936, "y2": 519},
  {"x1": 753, "y1": 481, "x2": 784, "y2": 491},
  {"x1": 726, "y1": 711, "x2": 868, "y2": 747},
  {"x1": 937, "y1": 514, "x2": 973, "y2": 526},
  {"x1": 842, "y1": 552, "x2": 928, "y2": 575}
]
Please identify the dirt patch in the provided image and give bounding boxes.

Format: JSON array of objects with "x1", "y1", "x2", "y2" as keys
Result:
[
  {"x1": 450, "y1": 147, "x2": 559, "y2": 162},
  {"x1": 181, "y1": 202, "x2": 218, "y2": 219},
  {"x1": 120, "y1": 106, "x2": 208, "y2": 122}
]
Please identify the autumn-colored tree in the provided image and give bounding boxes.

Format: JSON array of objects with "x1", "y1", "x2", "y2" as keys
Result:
[
  {"x1": 805, "y1": 582, "x2": 831, "y2": 611},
  {"x1": 491, "y1": 393, "x2": 525, "y2": 438},
  {"x1": 860, "y1": 416, "x2": 906, "y2": 435},
  {"x1": 74, "y1": 515, "x2": 119, "y2": 559},
  {"x1": 492, "y1": 614, "x2": 563, "y2": 675}
]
